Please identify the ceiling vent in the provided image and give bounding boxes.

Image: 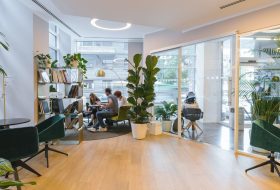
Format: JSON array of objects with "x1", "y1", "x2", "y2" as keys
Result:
[
  {"x1": 31, "y1": 0, "x2": 81, "y2": 37},
  {"x1": 220, "y1": 0, "x2": 246, "y2": 9}
]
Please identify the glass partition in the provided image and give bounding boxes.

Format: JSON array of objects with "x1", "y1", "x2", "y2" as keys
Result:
[
  {"x1": 153, "y1": 49, "x2": 179, "y2": 133},
  {"x1": 238, "y1": 27, "x2": 280, "y2": 156}
]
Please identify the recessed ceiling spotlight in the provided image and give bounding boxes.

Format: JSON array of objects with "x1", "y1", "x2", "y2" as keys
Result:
[{"x1": 91, "y1": 18, "x2": 131, "y2": 31}]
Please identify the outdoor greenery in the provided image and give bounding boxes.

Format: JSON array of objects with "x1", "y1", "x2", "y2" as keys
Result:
[
  {"x1": 0, "y1": 158, "x2": 36, "y2": 189},
  {"x1": 239, "y1": 72, "x2": 280, "y2": 124},
  {"x1": 126, "y1": 54, "x2": 160, "y2": 124},
  {"x1": 34, "y1": 53, "x2": 58, "y2": 68},
  {"x1": 155, "y1": 101, "x2": 177, "y2": 121},
  {"x1": 0, "y1": 32, "x2": 9, "y2": 76},
  {"x1": 63, "y1": 53, "x2": 88, "y2": 77}
]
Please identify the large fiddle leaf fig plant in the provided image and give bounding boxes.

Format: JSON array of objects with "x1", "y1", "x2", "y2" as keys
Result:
[
  {"x1": 0, "y1": 32, "x2": 9, "y2": 76},
  {"x1": 0, "y1": 158, "x2": 36, "y2": 189},
  {"x1": 126, "y1": 54, "x2": 160, "y2": 124}
]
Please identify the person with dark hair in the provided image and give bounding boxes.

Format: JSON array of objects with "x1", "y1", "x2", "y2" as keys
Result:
[
  {"x1": 87, "y1": 93, "x2": 101, "y2": 126},
  {"x1": 184, "y1": 91, "x2": 199, "y2": 109},
  {"x1": 114, "y1": 90, "x2": 127, "y2": 107},
  {"x1": 88, "y1": 88, "x2": 119, "y2": 132}
]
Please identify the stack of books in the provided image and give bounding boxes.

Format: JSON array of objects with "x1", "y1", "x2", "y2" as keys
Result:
[{"x1": 39, "y1": 100, "x2": 50, "y2": 114}]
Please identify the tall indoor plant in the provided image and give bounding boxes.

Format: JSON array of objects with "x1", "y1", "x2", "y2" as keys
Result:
[
  {"x1": 155, "y1": 101, "x2": 177, "y2": 132},
  {"x1": 126, "y1": 54, "x2": 160, "y2": 139}
]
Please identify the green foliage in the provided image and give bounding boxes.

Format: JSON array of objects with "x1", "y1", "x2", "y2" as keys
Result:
[
  {"x1": 63, "y1": 53, "x2": 88, "y2": 78},
  {"x1": 0, "y1": 158, "x2": 36, "y2": 189},
  {"x1": 239, "y1": 73, "x2": 280, "y2": 124},
  {"x1": 34, "y1": 53, "x2": 57, "y2": 68},
  {"x1": 0, "y1": 32, "x2": 9, "y2": 51},
  {"x1": 0, "y1": 32, "x2": 9, "y2": 76},
  {"x1": 126, "y1": 54, "x2": 160, "y2": 124},
  {"x1": 260, "y1": 34, "x2": 280, "y2": 60},
  {"x1": 155, "y1": 101, "x2": 177, "y2": 121}
]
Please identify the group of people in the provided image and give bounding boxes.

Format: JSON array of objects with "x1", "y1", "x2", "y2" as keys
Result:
[{"x1": 86, "y1": 88, "x2": 127, "y2": 132}]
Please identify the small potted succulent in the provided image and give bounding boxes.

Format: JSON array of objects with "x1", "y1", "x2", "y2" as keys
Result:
[
  {"x1": 155, "y1": 101, "x2": 178, "y2": 132},
  {"x1": 34, "y1": 53, "x2": 57, "y2": 68},
  {"x1": 63, "y1": 53, "x2": 88, "y2": 77}
]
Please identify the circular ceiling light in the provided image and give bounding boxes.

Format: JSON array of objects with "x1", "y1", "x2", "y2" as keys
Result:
[{"x1": 91, "y1": 19, "x2": 131, "y2": 31}]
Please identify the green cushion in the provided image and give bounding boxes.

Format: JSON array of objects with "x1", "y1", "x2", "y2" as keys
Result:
[
  {"x1": 111, "y1": 106, "x2": 131, "y2": 121},
  {"x1": 251, "y1": 120, "x2": 280, "y2": 152}
]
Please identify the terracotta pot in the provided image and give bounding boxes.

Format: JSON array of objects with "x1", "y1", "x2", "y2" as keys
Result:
[{"x1": 71, "y1": 60, "x2": 79, "y2": 68}]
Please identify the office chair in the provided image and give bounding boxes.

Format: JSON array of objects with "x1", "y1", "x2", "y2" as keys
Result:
[
  {"x1": 245, "y1": 120, "x2": 280, "y2": 177},
  {"x1": 182, "y1": 108, "x2": 203, "y2": 138}
]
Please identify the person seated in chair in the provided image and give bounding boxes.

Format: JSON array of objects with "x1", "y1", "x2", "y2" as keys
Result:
[
  {"x1": 87, "y1": 93, "x2": 101, "y2": 126},
  {"x1": 184, "y1": 91, "x2": 199, "y2": 109},
  {"x1": 88, "y1": 88, "x2": 118, "y2": 132},
  {"x1": 114, "y1": 90, "x2": 128, "y2": 108}
]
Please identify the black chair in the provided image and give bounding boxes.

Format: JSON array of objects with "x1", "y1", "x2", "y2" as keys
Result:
[
  {"x1": 182, "y1": 108, "x2": 203, "y2": 138},
  {"x1": 0, "y1": 127, "x2": 41, "y2": 190},
  {"x1": 25, "y1": 115, "x2": 68, "y2": 168}
]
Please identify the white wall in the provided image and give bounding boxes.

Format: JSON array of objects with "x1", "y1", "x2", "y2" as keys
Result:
[
  {"x1": 0, "y1": 0, "x2": 34, "y2": 125},
  {"x1": 144, "y1": 4, "x2": 280, "y2": 54},
  {"x1": 128, "y1": 42, "x2": 143, "y2": 62}
]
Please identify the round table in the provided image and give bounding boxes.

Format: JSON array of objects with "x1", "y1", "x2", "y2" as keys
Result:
[{"x1": 0, "y1": 118, "x2": 31, "y2": 129}]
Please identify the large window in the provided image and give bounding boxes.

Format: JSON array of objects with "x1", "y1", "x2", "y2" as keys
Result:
[
  {"x1": 49, "y1": 23, "x2": 58, "y2": 61},
  {"x1": 76, "y1": 41, "x2": 128, "y2": 102},
  {"x1": 154, "y1": 49, "x2": 179, "y2": 104}
]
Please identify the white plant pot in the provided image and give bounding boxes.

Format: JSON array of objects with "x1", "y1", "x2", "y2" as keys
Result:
[
  {"x1": 148, "y1": 121, "x2": 162, "y2": 135},
  {"x1": 131, "y1": 123, "x2": 148, "y2": 139},
  {"x1": 71, "y1": 60, "x2": 79, "y2": 68},
  {"x1": 162, "y1": 120, "x2": 172, "y2": 132}
]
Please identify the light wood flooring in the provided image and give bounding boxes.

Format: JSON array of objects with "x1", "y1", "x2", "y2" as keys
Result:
[{"x1": 17, "y1": 134, "x2": 280, "y2": 190}]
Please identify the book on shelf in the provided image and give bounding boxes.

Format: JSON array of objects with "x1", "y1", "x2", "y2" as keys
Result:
[
  {"x1": 68, "y1": 85, "x2": 80, "y2": 98},
  {"x1": 38, "y1": 70, "x2": 50, "y2": 83},
  {"x1": 51, "y1": 69, "x2": 72, "y2": 83},
  {"x1": 39, "y1": 100, "x2": 50, "y2": 114},
  {"x1": 52, "y1": 98, "x2": 64, "y2": 114}
]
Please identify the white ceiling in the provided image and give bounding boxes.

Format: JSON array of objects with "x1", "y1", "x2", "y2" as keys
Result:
[{"x1": 25, "y1": 0, "x2": 280, "y2": 39}]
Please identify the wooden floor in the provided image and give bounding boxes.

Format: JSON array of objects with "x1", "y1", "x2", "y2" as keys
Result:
[{"x1": 17, "y1": 134, "x2": 280, "y2": 190}]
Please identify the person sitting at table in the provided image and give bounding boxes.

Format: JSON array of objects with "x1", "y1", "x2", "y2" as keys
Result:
[
  {"x1": 88, "y1": 88, "x2": 119, "y2": 132},
  {"x1": 114, "y1": 90, "x2": 128, "y2": 108},
  {"x1": 88, "y1": 93, "x2": 101, "y2": 126},
  {"x1": 184, "y1": 91, "x2": 199, "y2": 109}
]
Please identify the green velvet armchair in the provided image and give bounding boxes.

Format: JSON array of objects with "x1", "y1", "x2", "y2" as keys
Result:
[
  {"x1": 25, "y1": 115, "x2": 68, "y2": 168},
  {"x1": 0, "y1": 127, "x2": 41, "y2": 185},
  {"x1": 245, "y1": 119, "x2": 280, "y2": 177}
]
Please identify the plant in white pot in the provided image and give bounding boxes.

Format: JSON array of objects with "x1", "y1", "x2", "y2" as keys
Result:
[
  {"x1": 155, "y1": 101, "x2": 177, "y2": 132},
  {"x1": 126, "y1": 54, "x2": 160, "y2": 139}
]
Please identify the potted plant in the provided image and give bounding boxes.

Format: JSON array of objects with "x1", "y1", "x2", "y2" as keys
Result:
[
  {"x1": 0, "y1": 158, "x2": 36, "y2": 189},
  {"x1": 63, "y1": 53, "x2": 88, "y2": 78},
  {"x1": 34, "y1": 53, "x2": 58, "y2": 68},
  {"x1": 155, "y1": 101, "x2": 178, "y2": 132},
  {"x1": 0, "y1": 32, "x2": 9, "y2": 76},
  {"x1": 239, "y1": 74, "x2": 280, "y2": 153},
  {"x1": 126, "y1": 54, "x2": 160, "y2": 139}
]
